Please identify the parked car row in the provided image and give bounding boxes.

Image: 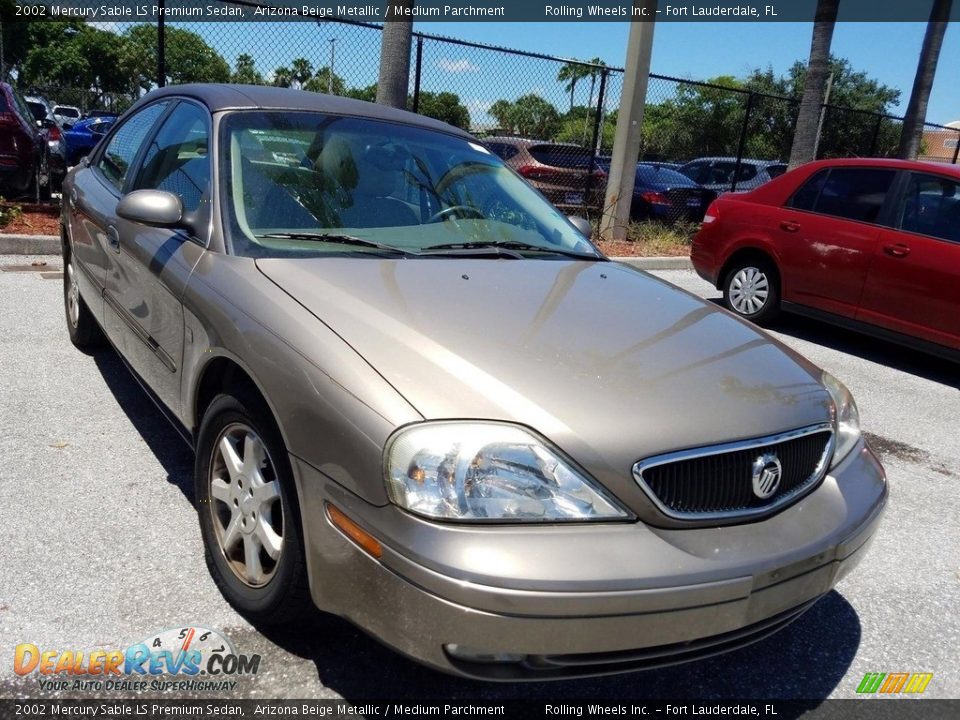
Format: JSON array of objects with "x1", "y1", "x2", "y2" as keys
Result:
[
  {"x1": 0, "y1": 83, "x2": 118, "y2": 200},
  {"x1": 485, "y1": 137, "x2": 785, "y2": 223}
]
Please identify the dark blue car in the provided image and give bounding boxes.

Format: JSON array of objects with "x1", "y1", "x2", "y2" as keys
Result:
[
  {"x1": 629, "y1": 164, "x2": 716, "y2": 223},
  {"x1": 596, "y1": 160, "x2": 716, "y2": 223},
  {"x1": 63, "y1": 115, "x2": 116, "y2": 166}
]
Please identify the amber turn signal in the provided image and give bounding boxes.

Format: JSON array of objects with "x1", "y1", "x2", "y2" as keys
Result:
[{"x1": 325, "y1": 503, "x2": 383, "y2": 559}]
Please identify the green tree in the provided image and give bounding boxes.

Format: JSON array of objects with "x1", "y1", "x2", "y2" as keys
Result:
[
  {"x1": 557, "y1": 62, "x2": 591, "y2": 112},
  {"x1": 123, "y1": 25, "x2": 229, "y2": 90},
  {"x1": 290, "y1": 57, "x2": 313, "y2": 89},
  {"x1": 508, "y1": 94, "x2": 560, "y2": 138},
  {"x1": 272, "y1": 67, "x2": 293, "y2": 88},
  {"x1": 303, "y1": 66, "x2": 346, "y2": 95},
  {"x1": 231, "y1": 54, "x2": 264, "y2": 85},
  {"x1": 346, "y1": 84, "x2": 378, "y2": 102},
  {"x1": 489, "y1": 99, "x2": 515, "y2": 131},
  {"x1": 414, "y1": 91, "x2": 470, "y2": 129},
  {"x1": 17, "y1": 24, "x2": 130, "y2": 104}
]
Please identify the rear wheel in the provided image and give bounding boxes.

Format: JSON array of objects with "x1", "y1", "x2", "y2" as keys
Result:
[
  {"x1": 195, "y1": 391, "x2": 312, "y2": 624},
  {"x1": 723, "y1": 258, "x2": 780, "y2": 324}
]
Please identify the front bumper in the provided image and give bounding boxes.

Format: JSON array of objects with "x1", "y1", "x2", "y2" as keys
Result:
[{"x1": 292, "y1": 442, "x2": 886, "y2": 680}]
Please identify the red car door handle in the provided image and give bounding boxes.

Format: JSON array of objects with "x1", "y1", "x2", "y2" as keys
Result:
[
  {"x1": 883, "y1": 243, "x2": 911, "y2": 258},
  {"x1": 779, "y1": 220, "x2": 800, "y2": 232}
]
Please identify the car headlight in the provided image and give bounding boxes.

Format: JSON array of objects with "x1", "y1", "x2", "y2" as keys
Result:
[
  {"x1": 384, "y1": 422, "x2": 630, "y2": 522},
  {"x1": 822, "y1": 371, "x2": 861, "y2": 469}
]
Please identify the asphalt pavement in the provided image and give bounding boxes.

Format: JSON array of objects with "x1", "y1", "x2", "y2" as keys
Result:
[{"x1": 0, "y1": 258, "x2": 957, "y2": 701}]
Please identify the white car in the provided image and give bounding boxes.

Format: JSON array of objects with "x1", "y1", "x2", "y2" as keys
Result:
[{"x1": 52, "y1": 105, "x2": 82, "y2": 128}]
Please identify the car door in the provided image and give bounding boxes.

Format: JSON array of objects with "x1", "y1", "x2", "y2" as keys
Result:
[
  {"x1": 857, "y1": 171, "x2": 960, "y2": 350},
  {"x1": 68, "y1": 102, "x2": 170, "y2": 330},
  {"x1": 768, "y1": 166, "x2": 897, "y2": 319},
  {"x1": 105, "y1": 100, "x2": 212, "y2": 416}
]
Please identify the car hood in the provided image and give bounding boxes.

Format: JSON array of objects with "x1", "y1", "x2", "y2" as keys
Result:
[{"x1": 256, "y1": 257, "x2": 832, "y2": 519}]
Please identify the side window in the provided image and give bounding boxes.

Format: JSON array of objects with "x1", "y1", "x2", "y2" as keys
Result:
[
  {"x1": 787, "y1": 169, "x2": 829, "y2": 211},
  {"x1": 767, "y1": 164, "x2": 787, "y2": 179},
  {"x1": 97, "y1": 102, "x2": 168, "y2": 191},
  {"x1": 812, "y1": 168, "x2": 896, "y2": 223},
  {"x1": 133, "y1": 102, "x2": 210, "y2": 213},
  {"x1": 681, "y1": 162, "x2": 706, "y2": 183},
  {"x1": 899, "y1": 173, "x2": 960, "y2": 243},
  {"x1": 486, "y1": 142, "x2": 518, "y2": 161}
]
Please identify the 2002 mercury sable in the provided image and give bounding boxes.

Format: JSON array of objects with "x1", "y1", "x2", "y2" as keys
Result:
[{"x1": 61, "y1": 85, "x2": 886, "y2": 680}]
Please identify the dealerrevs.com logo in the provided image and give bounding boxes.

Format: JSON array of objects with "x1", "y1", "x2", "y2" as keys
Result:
[{"x1": 14, "y1": 626, "x2": 261, "y2": 693}]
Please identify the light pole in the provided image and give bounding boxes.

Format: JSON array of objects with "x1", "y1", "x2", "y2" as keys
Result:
[{"x1": 328, "y1": 38, "x2": 337, "y2": 94}]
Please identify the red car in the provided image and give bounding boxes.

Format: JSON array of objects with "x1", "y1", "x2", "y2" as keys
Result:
[
  {"x1": 692, "y1": 158, "x2": 960, "y2": 359},
  {"x1": 0, "y1": 82, "x2": 50, "y2": 199}
]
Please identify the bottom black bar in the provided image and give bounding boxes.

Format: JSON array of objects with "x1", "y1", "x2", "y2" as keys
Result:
[{"x1": 1, "y1": 700, "x2": 959, "y2": 720}]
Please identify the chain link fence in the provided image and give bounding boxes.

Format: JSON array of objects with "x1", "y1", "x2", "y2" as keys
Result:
[{"x1": 11, "y1": 0, "x2": 960, "y2": 210}]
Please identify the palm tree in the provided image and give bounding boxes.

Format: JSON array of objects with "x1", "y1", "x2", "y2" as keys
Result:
[
  {"x1": 557, "y1": 62, "x2": 590, "y2": 112},
  {"x1": 788, "y1": 0, "x2": 839, "y2": 170},
  {"x1": 898, "y1": 0, "x2": 952, "y2": 159},
  {"x1": 290, "y1": 57, "x2": 313, "y2": 89},
  {"x1": 582, "y1": 58, "x2": 606, "y2": 142},
  {"x1": 272, "y1": 67, "x2": 292, "y2": 88},
  {"x1": 584, "y1": 58, "x2": 606, "y2": 108},
  {"x1": 376, "y1": 0, "x2": 413, "y2": 108}
]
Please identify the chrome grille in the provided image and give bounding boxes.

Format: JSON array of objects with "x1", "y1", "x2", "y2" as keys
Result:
[{"x1": 633, "y1": 424, "x2": 835, "y2": 521}]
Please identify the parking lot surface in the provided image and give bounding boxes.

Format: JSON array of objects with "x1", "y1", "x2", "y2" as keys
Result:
[{"x1": 1, "y1": 257, "x2": 957, "y2": 700}]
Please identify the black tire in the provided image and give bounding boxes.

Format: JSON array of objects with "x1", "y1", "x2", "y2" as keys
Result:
[
  {"x1": 63, "y1": 244, "x2": 104, "y2": 349},
  {"x1": 195, "y1": 391, "x2": 312, "y2": 624},
  {"x1": 722, "y1": 257, "x2": 781, "y2": 325}
]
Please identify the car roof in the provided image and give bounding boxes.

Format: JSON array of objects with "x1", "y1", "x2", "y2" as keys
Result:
[
  {"x1": 483, "y1": 136, "x2": 587, "y2": 149},
  {"x1": 797, "y1": 156, "x2": 960, "y2": 179},
  {"x1": 684, "y1": 157, "x2": 782, "y2": 167},
  {"x1": 128, "y1": 84, "x2": 474, "y2": 139}
]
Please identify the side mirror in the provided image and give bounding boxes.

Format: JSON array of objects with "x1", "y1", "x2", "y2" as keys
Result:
[
  {"x1": 567, "y1": 215, "x2": 593, "y2": 238},
  {"x1": 116, "y1": 190, "x2": 183, "y2": 228}
]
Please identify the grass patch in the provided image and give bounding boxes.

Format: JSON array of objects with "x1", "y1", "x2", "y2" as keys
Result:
[
  {"x1": 0, "y1": 202, "x2": 22, "y2": 229},
  {"x1": 592, "y1": 220, "x2": 699, "y2": 257}
]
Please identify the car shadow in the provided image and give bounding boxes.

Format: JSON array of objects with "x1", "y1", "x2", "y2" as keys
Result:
[
  {"x1": 706, "y1": 299, "x2": 958, "y2": 388},
  {"x1": 254, "y1": 590, "x2": 859, "y2": 706},
  {"x1": 92, "y1": 348, "x2": 196, "y2": 504}
]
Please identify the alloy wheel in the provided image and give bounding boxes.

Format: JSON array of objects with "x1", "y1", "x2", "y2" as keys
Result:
[
  {"x1": 66, "y1": 260, "x2": 80, "y2": 328},
  {"x1": 208, "y1": 424, "x2": 284, "y2": 588}
]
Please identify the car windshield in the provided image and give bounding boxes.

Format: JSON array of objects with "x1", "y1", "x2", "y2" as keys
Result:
[
  {"x1": 636, "y1": 165, "x2": 695, "y2": 186},
  {"x1": 55, "y1": 107, "x2": 80, "y2": 118},
  {"x1": 221, "y1": 111, "x2": 600, "y2": 260}
]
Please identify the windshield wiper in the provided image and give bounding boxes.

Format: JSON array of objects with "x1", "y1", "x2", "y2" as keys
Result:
[
  {"x1": 421, "y1": 240, "x2": 602, "y2": 260},
  {"x1": 258, "y1": 232, "x2": 417, "y2": 257}
]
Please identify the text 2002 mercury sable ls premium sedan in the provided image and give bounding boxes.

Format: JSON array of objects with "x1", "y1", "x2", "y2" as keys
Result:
[{"x1": 61, "y1": 85, "x2": 886, "y2": 680}]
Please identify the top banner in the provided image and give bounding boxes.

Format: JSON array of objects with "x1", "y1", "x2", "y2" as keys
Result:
[{"x1": 21, "y1": 0, "x2": 960, "y2": 23}]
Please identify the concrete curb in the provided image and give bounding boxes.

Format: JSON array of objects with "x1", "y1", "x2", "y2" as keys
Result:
[
  {"x1": 0, "y1": 234, "x2": 59, "y2": 255},
  {"x1": 0, "y1": 236, "x2": 694, "y2": 272},
  {"x1": 612, "y1": 256, "x2": 692, "y2": 270}
]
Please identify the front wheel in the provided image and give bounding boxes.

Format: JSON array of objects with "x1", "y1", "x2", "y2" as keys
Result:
[
  {"x1": 195, "y1": 392, "x2": 311, "y2": 624},
  {"x1": 723, "y1": 259, "x2": 780, "y2": 324},
  {"x1": 63, "y1": 248, "x2": 104, "y2": 349}
]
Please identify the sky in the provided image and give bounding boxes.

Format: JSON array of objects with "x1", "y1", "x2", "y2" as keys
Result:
[
  {"x1": 415, "y1": 20, "x2": 959, "y2": 125},
  {"x1": 174, "y1": 17, "x2": 959, "y2": 127}
]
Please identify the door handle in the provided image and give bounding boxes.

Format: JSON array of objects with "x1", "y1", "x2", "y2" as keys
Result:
[
  {"x1": 779, "y1": 220, "x2": 800, "y2": 232},
  {"x1": 883, "y1": 243, "x2": 911, "y2": 258},
  {"x1": 107, "y1": 225, "x2": 120, "y2": 253}
]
